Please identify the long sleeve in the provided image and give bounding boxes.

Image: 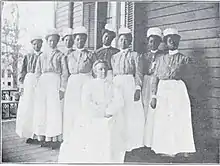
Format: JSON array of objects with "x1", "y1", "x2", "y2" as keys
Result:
[
  {"x1": 60, "y1": 55, "x2": 70, "y2": 91},
  {"x1": 134, "y1": 52, "x2": 143, "y2": 90},
  {"x1": 19, "y1": 55, "x2": 28, "y2": 84},
  {"x1": 89, "y1": 51, "x2": 97, "y2": 64},
  {"x1": 151, "y1": 76, "x2": 159, "y2": 95},
  {"x1": 111, "y1": 55, "x2": 115, "y2": 76},
  {"x1": 105, "y1": 86, "x2": 124, "y2": 116}
]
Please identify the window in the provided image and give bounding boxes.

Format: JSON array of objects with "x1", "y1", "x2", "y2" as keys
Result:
[
  {"x1": 107, "y1": 2, "x2": 117, "y2": 47},
  {"x1": 120, "y1": 2, "x2": 126, "y2": 27},
  {"x1": 7, "y1": 69, "x2": 12, "y2": 78},
  {"x1": 8, "y1": 82, "x2": 11, "y2": 86},
  {"x1": 2, "y1": 69, "x2": 5, "y2": 78}
]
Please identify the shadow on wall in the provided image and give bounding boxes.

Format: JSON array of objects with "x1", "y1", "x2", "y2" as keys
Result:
[{"x1": 184, "y1": 47, "x2": 213, "y2": 153}]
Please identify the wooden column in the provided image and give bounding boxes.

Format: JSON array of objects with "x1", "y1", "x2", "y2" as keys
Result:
[
  {"x1": 95, "y1": 2, "x2": 107, "y2": 50},
  {"x1": 68, "y1": 2, "x2": 73, "y2": 28}
]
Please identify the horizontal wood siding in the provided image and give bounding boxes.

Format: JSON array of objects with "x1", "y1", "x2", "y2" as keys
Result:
[
  {"x1": 54, "y1": 2, "x2": 70, "y2": 52},
  {"x1": 55, "y1": 2, "x2": 69, "y2": 32},
  {"x1": 135, "y1": 2, "x2": 220, "y2": 150},
  {"x1": 73, "y1": 2, "x2": 83, "y2": 28}
]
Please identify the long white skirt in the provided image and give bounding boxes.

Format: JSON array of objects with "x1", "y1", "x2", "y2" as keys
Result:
[
  {"x1": 16, "y1": 73, "x2": 37, "y2": 138},
  {"x1": 151, "y1": 80, "x2": 196, "y2": 155},
  {"x1": 113, "y1": 75, "x2": 145, "y2": 151},
  {"x1": 142, "y1": 75, "x2": 156, "y2": 147},
  {"x1": 59, "y1": 115, "x2": 125, "y2": 163},
  {"x1": 33, "y1": 73, "x2": 63, "y2": 137},
  {"x1": 63, "y1": 73, "x2": 92, "y2": 141}
]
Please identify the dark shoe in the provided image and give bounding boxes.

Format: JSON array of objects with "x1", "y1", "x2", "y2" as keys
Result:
[
  {"x1": 26, "y1": 138, "x2": 34, "y2": 144},
  {"x1": 41, "y1": 141, "x2": 51, "y2": 147},
  {"x1": 51, "y1": 142, "x2": 61, "y2": 150}
]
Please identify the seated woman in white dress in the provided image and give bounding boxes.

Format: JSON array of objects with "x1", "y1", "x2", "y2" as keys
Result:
[{"x1": 58, "y1": 59, "x2": 126, "y2": 163}]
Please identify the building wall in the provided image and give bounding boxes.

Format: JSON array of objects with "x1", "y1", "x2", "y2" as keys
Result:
[
  {"x1": 73, "y1": 2, "x2": 83, "y2": 28},
  {"x1": 54, "y1": 2, "x2": 69, "y2": 32},
  {"x1": 54, "y1": 2, "x2": 70, "y2": 52},
  {"x1": 134, "y1": 2, "x2": 220, "y2": 151}
]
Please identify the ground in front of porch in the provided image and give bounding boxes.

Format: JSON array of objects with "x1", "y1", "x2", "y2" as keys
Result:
[{"x1": 2, "y1": 120, "x2": 218, "y2": 163}]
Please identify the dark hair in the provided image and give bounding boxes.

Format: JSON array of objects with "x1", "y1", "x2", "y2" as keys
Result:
[
  {"x1": 102, "y1": 29, "x2": 116, "y2": 39},
  {"x1": 147, "y1": 35, "x2": 162, "y2": 42},
  {"x1": 73, "y1": 33, "x2": 87, "y2": 40},
  {"x1": 45, "y1": 34, "x2": 60, "y2": 42},
  {"x1": 118, "y1": 33, "x2": 132, "y2": 44},
  {"x1": 163, "y1": 34, "x2": 180, "y2": 43},
  {"x1": 31, "y1": 39, "x2": 43, "y2": 44},
  {"x1": 62, "y1": 35, "x2": 74, "y2": 41}
]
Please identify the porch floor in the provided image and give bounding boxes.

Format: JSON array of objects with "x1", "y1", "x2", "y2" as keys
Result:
[{"x1": 2, "y1": 120, "x2": 219, "y2": 163}]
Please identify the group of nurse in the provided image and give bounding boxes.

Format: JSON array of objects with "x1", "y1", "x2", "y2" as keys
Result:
[{"x1": 15, "y1": 23, "x2": 196, "y2": 163}]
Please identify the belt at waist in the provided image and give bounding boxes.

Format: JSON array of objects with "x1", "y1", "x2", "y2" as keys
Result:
[
  {"x1": 113, "y1": 73, "x2": 134, "y2": 76},
  {"x1": 70, "y1": 72, "x2": 91, "y2": 75},
  {"x1": 42, "y1": 71, "x2": 61, "y2": 74}
]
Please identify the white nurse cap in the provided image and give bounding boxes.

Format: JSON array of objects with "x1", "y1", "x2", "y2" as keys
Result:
[
  {"x1": 147, "y1": 27, "x2": 162, "y2": 38},
  {"x1": 73, "y1": 26, "x2": 88, "y2": 35},
  {"x1": 118, "y1": 26, "x2": 132, "y2": 35}
]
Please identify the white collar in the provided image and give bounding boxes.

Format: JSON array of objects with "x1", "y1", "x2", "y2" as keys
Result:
[
  {"x1": 169, "y1": 49, "x2": 179, "y2": 55},
  {"x1": 33, "y1": 50, "x2": 42, "y2": 56},
  {"x1": 151, "y1": 50, "x2": 158, "y2": 54},
  {"x1": 120, "y1": 48, "x2": 130, "y2": 53},
  {"x1": 76, "y1": 47, "x2": 85, "y2": 51},
  {"x1": 103, "y1": 45, "x2": 111, "y2": 49}
]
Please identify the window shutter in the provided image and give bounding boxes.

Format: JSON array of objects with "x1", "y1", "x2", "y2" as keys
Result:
[
  {"x1": 125, "y1": 2, "x2": 134, "y2": 50},
  {"x1": 73, "y1": 2, "x2": 83, "y2": 28},
  {"x1": 54, "y1": 2, "x2": 69, "y2": 32},
  {"x1": 83, "y1": 2, "x2": 95, "y2": 50}
]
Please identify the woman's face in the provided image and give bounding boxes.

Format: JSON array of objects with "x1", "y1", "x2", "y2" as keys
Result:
[
  {"x1": 94, "y1": 63, "x2": 107, "y2": 79},
  {"x1": 148, "y1": 36, "x2": 161, "y2": 51},
  {"x1": 166, "y1": 35, "x2": 180, "y2": 50},
  {"x1": 64, "y1": 35, "x2": 74, "y2": 48},
  {"x1": 74, "y1": 34, "x2": 87, "y2": 49},
  {"x1": 47, "y1": 35, "x2": 59, "y2": 49},
  {"x1": 32, "y1": 39, "x2": 42, "y2": 52},
  {"x1": 102, "y1": 32, "x2": 114, "y2": 46},
  {"x1": 118, "y1": 34, "x2": 131, "y2": 49}
]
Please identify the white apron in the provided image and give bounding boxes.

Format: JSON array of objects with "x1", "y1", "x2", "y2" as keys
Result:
[
  {"x1": 142, "y1": 75, "x2": 156, "y2": 147},
  {"x1": 59, "y1": 115, "x2": 125, "y2": 163},
  {"x1": 33, "y1": 73, "x2": 63, "y2": 137},
  {"x1": 63, "y1": 73, "x2": 92, "y2": 141},
  {"x1": 16, "y1": 73, "x2": 37, "y2": 138},
  {"x1": 151, "y1": 80, "x2": 196, "y2": 155},
  {"x1": 113, "y1": 75, "x2": 145, "y2": 151}
]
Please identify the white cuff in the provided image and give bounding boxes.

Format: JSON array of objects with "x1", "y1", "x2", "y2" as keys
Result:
[
  {"x1": 136, "y1": 85, "x2": 141, "y2": 90},
  {"x1": 60, "y1": 88, "x2": 65, "y2": 92},
  {"x1": 152, "y1": 95, "x2": 157, "y2": 98}
]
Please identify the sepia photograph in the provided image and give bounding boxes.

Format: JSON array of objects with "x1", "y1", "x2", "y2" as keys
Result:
[{"x1": 1, "y1": 0, "x2": 220, "y2": 164}]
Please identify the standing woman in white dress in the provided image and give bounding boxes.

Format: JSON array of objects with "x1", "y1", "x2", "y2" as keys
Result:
[
  {"x1": 150, "y1": 28, "x2": 196, "y2": 157},
  {"x1": 33, "y1": 29, "x2": 68, "y2": 149},
  {"x1": 111, "y1": 27, "x2": 145, "y2": 153},
  {"x1": 58, "y1": 60, "x2": 126, "y2": 163},
  {"x1": 141, "y1": 27, "x2": 164, "y2": 148},
  {"x1": 62, "y1": 26, "x2": 97, "y2": 141},
  {"x1": 16, "y1": 35, "x2": 43, "y2": 144}
]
